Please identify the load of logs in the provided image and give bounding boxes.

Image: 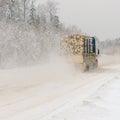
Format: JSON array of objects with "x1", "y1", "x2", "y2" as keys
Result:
[{"x1": 60, "y1": 34, "x2": 85, "y2": 55}]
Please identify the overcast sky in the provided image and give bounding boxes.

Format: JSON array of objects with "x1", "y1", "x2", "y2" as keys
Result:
[{"x1": 37, "y1": 0, "x2": 120, "y2": 41}]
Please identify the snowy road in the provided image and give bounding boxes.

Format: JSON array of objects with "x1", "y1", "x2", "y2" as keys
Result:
[{"x1": 0, "y1": 56, "x2": 120, "y2": 120}]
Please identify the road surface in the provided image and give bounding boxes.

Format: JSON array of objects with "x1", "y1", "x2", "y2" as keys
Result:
[{"x1": 0, "y1": 55, "x2": 120, "y2": 120}]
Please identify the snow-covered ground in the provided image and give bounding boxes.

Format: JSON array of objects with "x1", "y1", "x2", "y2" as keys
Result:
[{"x1": 0, "y1": 55, "x2": 120, "y2": 120}]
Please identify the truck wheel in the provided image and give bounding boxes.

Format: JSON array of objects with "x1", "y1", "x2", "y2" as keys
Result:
[{"x1": 83, "y1": 63, "x2": 89, "y2": 72}]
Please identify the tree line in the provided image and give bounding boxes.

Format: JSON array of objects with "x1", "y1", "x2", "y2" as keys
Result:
[
  {"x1": 100, "y1": 38, "x2": 120, "y2": 54},
  {"x1": 0, "y1": 0, "x2": 81, "y2": 68}
]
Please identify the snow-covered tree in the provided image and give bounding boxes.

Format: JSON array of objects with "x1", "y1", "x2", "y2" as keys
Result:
[
  {"x1": 28, "y1": 1, "x2": 36, "y2": 25},
  {"x1": 0, "y1": 0, "x2": 23, "y2": 21},
  {"x1": 45, "y1": 1, "x2": 60, "y2": 29}
]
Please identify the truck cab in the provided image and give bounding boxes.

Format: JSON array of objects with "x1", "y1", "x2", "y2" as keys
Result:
[{"x1": 83, "y1": 37, "x2": 99, "y2": 71}]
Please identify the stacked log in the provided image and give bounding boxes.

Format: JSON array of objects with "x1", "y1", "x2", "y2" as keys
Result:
[{"x1": 61, "y1": 34, "x2": 84, "y2": 55}]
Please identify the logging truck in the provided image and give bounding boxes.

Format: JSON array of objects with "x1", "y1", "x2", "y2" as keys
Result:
[{"x1": 60, "y1": 34, "x2": 99, "y2": 71}]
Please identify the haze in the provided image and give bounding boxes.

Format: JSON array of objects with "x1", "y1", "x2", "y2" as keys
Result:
[{"x1": 37, "y1": 0, "x2": 120, "y2": 41}]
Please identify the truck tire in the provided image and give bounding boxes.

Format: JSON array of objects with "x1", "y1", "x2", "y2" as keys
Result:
[{"x1": 83, "y1": 62, "x2": 89, "y2": 72}]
